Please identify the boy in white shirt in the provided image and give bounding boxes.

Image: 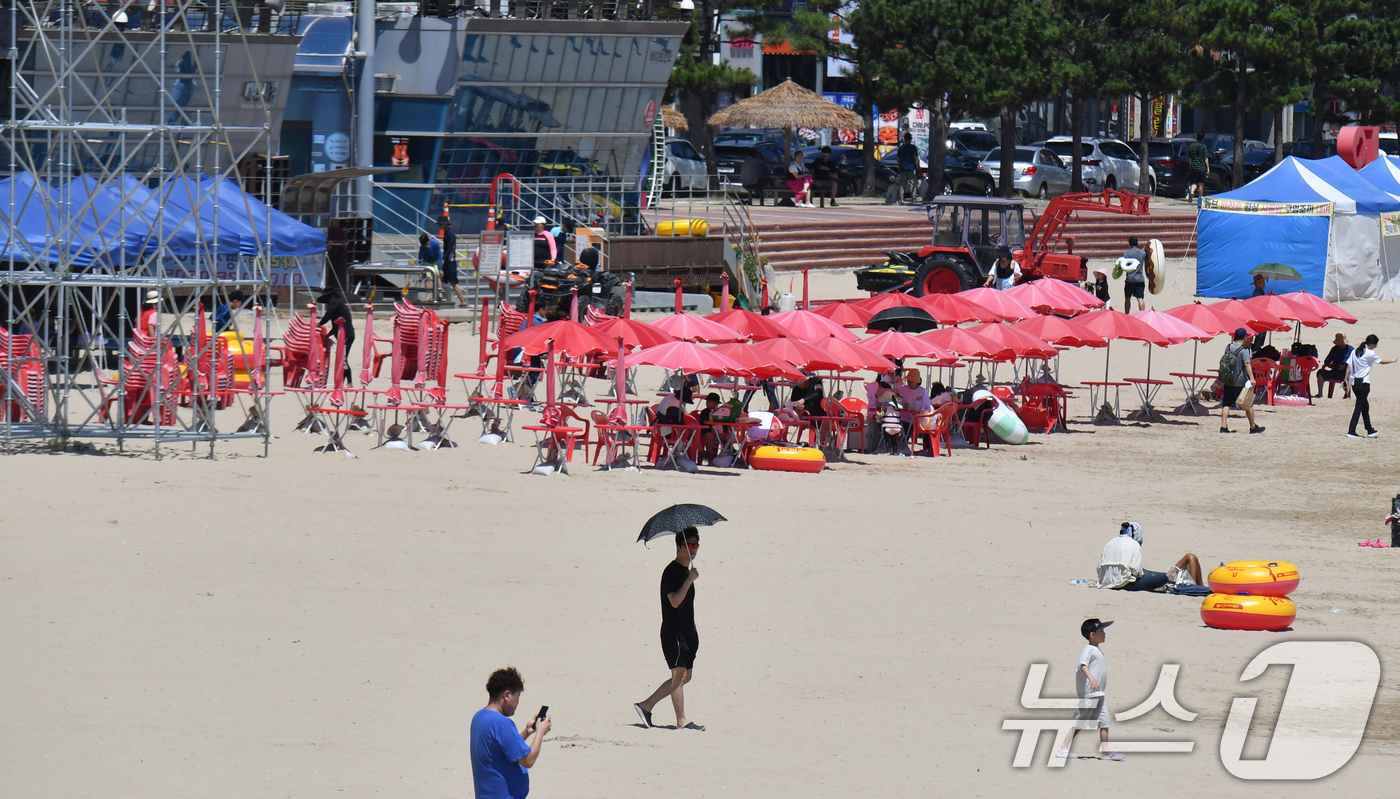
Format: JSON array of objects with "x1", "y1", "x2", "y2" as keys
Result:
[{"x1": 1056, "y1": 618, "x2": 1125, "y2": 761}]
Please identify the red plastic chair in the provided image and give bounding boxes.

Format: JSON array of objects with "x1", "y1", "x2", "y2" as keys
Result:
[
  {"x1": 1278, "y1": 356, "x2": 1318, "y2": 405},
  {"x1": 556, "y1": 404, "x2": 592, "y2": 462},
  {"x1": 912, "y1": 402, "x2": 956, "y2": 457},
  {"x1": 959, "y1": 401, "x2": 993, "y2": 449},
  {"x1": 1250, "y1": 358, "x2": 1279, "y2": 406},
  {"x1": 1017, "y1": 383, "x2": 1064, "y2": 434}
]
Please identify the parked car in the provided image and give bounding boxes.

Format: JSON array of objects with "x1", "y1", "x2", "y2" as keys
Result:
[
  {"x1": 874, "y1": 149, "x2": 996, "y2": 198},
  {"x1": 714, "y1": 143, "x2": 787, "y2": 191},
  {"x1": 1143, "y1": 138, "x2": 1234, "y2": 197},
  {"x1": 1382, "y1": 132, "x2": 1398, "y2": 155},
  {"x1": 1220, "y1": 148, "x2": 1277, "y2": 184},
  {"x1": 713, "y1": 128, "x2": 786, "y2": 147},
  {"x1": 1036, "y1": 137, "x2": 1154, "y2": 193},
  {"x1": 663, "y1": 137, "x2": 708, "y2": 193},
  {"x1": 1286, "y1": 137, "x2": 1338, "y2": 159},
  {"x1": 1244, "y1": 139, "x2": 1270, "y2": 150},
  {"x1": 948, "y1": 129, "x2": 1000, "y2": 160},
  {"x1": 980, "y1": 146, "x2": 1072, "y2": 198}
]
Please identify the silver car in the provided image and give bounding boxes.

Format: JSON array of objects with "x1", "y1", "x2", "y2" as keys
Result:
[
  {"x1": 980, "y1": 146, "x2": 1072, "y2": 198},
  {"x1": 1037, "y1": 137, "x2": 1156, "y2": 194}
]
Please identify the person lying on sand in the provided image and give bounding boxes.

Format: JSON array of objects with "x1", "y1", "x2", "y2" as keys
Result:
[{"x1": 1096, "y1": 522, "x2": 1201, "y2": 591}]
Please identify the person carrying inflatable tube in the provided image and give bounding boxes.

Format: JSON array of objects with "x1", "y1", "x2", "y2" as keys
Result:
[{"x1": 1095, "y1": 522, "x2": 1202, "y2": 591}]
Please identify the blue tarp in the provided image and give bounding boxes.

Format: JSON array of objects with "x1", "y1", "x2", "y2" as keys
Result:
[
  {"x1": 163, "y1": 175, "x2": 327, "y2": 257},
  {"x1": 1196, "y1": 212, "x2": 1330, "y2": 298},
  {"x1": 64, "y1": 174, "x2": 244, "y2": 262},
  {"x1": 0, "y1": 173, "x2": 125, "y2": 268}
]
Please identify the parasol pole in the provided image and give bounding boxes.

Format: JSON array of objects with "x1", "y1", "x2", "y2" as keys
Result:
[
  {"x1": 571, "y1": 286, "x2": 579, "y2": 324},
  {"x1": 674, "y1": 278, "x2": 683, "y2": 314},
  {"x1": 802, "y1": 269, "x2": 809, "y2": 310},
  {"x1": 546, "y1": 340, "x2": 557, "y2": 410},
  {"x1": 624, "y1": 280, "x2": 634, "y2": 319},
  {"x1": 477, "y1": 298, "x2": 490, "y2": 375},
  {"x1": 721, "y1": 273, "x2": 730, "y2": 312}
]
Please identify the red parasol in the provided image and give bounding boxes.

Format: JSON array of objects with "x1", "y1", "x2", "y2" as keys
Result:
[
  {"x1": 964, "y1": 323, "x2": 1058, "y2": 359},
  {"x1": 1207, "y1": 299, "x2": 1291, "y2": 332},
  {"x1": 1284, "y1": 291, "x2": 1357, "y2": 324},
  {"x1": 1067, "y1": 309, "x2": 1171, "y2": 384},
  {"x1": 632, "y1": 340, "x2": 751, "y2": 376},
  {"x1": 710, "y1": 343, "x2": 805, "y2": 381},
  {"x1": 592, "y1": 316, "x2": 676, "y2": 350},
  {"x1": 651, "y1": 312, "x2": 747, "y2": 343},
  {"x1": 753, "y1": 337, "x2": 846, "y2": 372},
  {"x1": 1130, "y1": 310, "x2": 1214, "y2": 345},
  {"x1": 813, "y1": 300, "x2": 875, "y2": 328},
  {"x1": 1039, "y1": 278, "x2": 1107, "y2": 311},
  {"x1": 956, "y1": 287, "x2": 1038, "y2": 322},
  {"x1": 918, "y1": 326, "x2": 1013, "y2": 359},
  {"x1": 1004, "y1": 281, "x2": 1090, "y2": 316},
  {"x1": 855, "y1": 293, "x2": 928, "y2": 315},
  {"x1": 502, "y1": 318, "x2": 616, "y2": 357},
  {"x1": 708, "y1": 308, "x2": 793, "y2": 341},
  {"x1": 768, "y1": 309, "x2": 862, "y2": 342},
  {"x1": 862, "y1": 329, "x2": 956, "y2": 361},
  {"x1": 802, "y1": 337, "x2": 899, "y2": 373},
  {"x1": 1243, "y1": 294, "x2": 1327, "y2": 329},
  {"x1": 1161, "y1": 301, "x2": 1255, "y2": 336},
  {"x1": 917, "y1": 292, "x2": 1004, "y2": 324},
  {"x1": 1013, "y1": 314, "x2": 1105, "y2": 348}
]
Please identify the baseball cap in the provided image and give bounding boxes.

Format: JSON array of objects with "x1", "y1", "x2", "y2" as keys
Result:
[
  {"x1": 533, "y1": 215, "x2": 548, "y2": 225},
  {"x1": 1233, "y1": 327, "x2": 1249, "y2": 340},
  {"x1": 1081, "y1": 618, "x2": 1114, "y2": 639}
]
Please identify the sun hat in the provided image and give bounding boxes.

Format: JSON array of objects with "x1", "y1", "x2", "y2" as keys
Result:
[
  {"x1": 1092, "y1": 266, "x2": 1109, "y2": 278},
  {"x1": 144, "y1": 290, "x2": 160, "y2": 304},
  {"x1": 1081, "y1": 618, "x2": 1114, "y2": 640},
  {"x1": 997, "y1": 246, "x2": 1013, "y2": 259},
  {"x1": 1121, "y1": 521, "x2": 1142, "y2": 544},
  {"x1": 533, "y1": 215, "x2": 548, "y2": 225}
]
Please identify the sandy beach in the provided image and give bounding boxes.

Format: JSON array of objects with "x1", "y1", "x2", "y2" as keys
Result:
[{"x1": 3, "y1": 263, "x2": 1399, "y2": 797}]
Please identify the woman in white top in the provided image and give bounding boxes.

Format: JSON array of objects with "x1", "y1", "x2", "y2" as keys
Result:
[
  {"x1": 1347, "y1": 334, "x2": 1396, "y2": 438},
  {"x1": 786, "y1": 151, "x2": 814, "y2": 207}
]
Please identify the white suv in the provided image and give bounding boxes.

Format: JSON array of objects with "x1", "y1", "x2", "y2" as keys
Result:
[
  {"x1": 1037, "y1": 137, "x2": 1155, "y2": 194},
  {"x1": 664, "y1": 138, "x2": 709, "y2": 192}
]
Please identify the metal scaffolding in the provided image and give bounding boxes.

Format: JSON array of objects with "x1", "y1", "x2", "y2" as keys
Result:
[{"x1": 2, "y1": 1, "x2": 289, "y2": 456}]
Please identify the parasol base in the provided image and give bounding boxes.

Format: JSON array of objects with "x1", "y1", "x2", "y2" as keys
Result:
[
  {"x1": 1125, "y1": 406, "x2": 1170, "y2": 424},
  {"x1": 1170, "y1": 400, "x2": 1212, "y2": 417},
  {"x1": 1093, "y1": 404, "x2": 1121, "y2": 426}
]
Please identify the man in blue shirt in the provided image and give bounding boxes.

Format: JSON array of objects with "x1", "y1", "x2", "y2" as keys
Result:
[
  {"x1": 418, "y1": 233, "x2": 442, "y2": 268},
  {"x1": 471, "y1": 667, "x2": 551, "y2": 799}
]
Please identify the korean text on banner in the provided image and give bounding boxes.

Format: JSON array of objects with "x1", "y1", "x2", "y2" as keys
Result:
[
  {"x1": 1382, "y1": 212, "x2": 1400, "y2": 237},
  {"x1": 1201, "y1": 198, "x2": 1335, "y2": 216}
]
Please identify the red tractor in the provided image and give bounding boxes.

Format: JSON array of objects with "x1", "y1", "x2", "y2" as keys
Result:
[{"x1": 854, "y1": 189, "x2": 1152, "y2": 295}]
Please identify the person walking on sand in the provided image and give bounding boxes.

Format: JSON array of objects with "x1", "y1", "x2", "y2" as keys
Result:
[
  {"x1": 1055, "y1": 619, "x2": 1124, "y2": 762},
  {"x1": 1120, "y1": 236, "x2": 1148, "y2": 313},
  {"x1": 1346, "y1": 334, "x2": 1396, "y2": 439},
  {"x1": 634, "y1": 527, "x2": 704, "y2": 731},
  {"x1": 471, "y1": 667, "x2": 551, "y2": 799},
  {"x1": 1219, "y1": 328, "x2": 1264, "y2": 434}
]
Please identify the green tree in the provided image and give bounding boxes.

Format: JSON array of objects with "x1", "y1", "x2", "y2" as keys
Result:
[
  {"x1": 658, "y1": 2, "x2": 762, "y2": 171},
  {"x1": 1111, "y1": 0, "x2": 1192, "y2": 186},
  {"x1": 1047, "y1": 0, "x2": 1118, "y2": 191}
]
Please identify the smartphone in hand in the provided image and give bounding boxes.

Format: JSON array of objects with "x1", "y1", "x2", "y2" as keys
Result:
[{"x1": 537, "y1": 705, "x2": 549, "y2": 720}]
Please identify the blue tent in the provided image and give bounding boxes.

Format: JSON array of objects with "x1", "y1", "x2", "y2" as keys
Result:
[
  {"x1": 1358, "y1": 154, "x2": 1400, "y2": 197},
  {"x1": 1196, "y1": 155, "x2": 1400, "y2": 301},
  {"x1": 163, "y1": 175, "x2": 327, "y2": 257},
  {"x1": 0, "y1": 173, "x2": 125, "y2": 268},
  {"x1": 62, "y1": 175, "x2": 247, "y2": 262}
]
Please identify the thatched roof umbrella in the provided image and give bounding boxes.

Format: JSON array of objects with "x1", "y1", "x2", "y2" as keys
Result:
[
  {"x1": 707, "y1": 78, "x2": 866, "y2": 165},
  {"x1": 662, "y1": 105, "x2": 688, "y2": 132}
]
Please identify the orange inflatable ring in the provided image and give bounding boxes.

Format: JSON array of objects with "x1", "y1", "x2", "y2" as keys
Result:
[
  {"x1": 748, "y1": 445, "x2": 825, "y2": 473},
  {"x1": 1200, "y1": 593, "x2": 1296, "y2": 631},
  {"x1": 1207, "y1": 561, "x2": 1300, "y2": 597}
]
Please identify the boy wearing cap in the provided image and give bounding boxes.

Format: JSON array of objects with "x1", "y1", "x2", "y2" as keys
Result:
[{"x1": 1056, "y1": 618, "x2": 1125, "y2": 761}]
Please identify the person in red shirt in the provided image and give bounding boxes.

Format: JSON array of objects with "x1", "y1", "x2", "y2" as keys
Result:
[{"x1": 138, "y1": 290, "x2": 161, "y2": 338}]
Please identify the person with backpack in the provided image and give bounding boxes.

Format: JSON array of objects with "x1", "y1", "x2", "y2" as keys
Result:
[
  {"x1": 1219, "y1": 328, "x2": 1264, "y2": 434},
  {"x1": 1346, "y1": 334, "x2": 1396, "y2": 438}
]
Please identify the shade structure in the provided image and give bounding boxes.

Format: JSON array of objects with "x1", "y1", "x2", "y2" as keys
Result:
[
  {"x1": 709, "y1": 343, "x2": 805, "y2": 381},
  {"x1": 1013, "y1": 315, "x2": 1105, "y2": 348},
  {"x1": 917, "y1": 292, "x2": 1004, "y2": 324},
  {"x1": 1004, "y1": 281, "x2": 1089, "y2": 316},
  {"x1": 591, "y1": 316, "x2": 675, "y2": 349},
  {"x1": 1243, "y1": 294, "x2": 1327, "y2": 328},
  {"x1": 956, "y1": 287, "x2": 1037, "y2": 322},
  {"x1": 768, "y1": 309, "x2": 861, "y2": 342},
  {"x1": 861, "y1": 330, "x2": 955, "y2": 361},
  {"x1": 1161, "y1": 301, "x2": 1256, "y2": 336},
  {"x1": 1130, "y1": 310, "x2": 1214, "y2": 345},
  {"x1": 1208, "y1": 299, "x2": 1291, "y2": 332},
  {"x1": 813, "y1": 301, "x2": 875, "y2": 328},
  {"x1": 501, "y1": 319, "x2": 616, "y2": 357},
  {"x1": 919, "y1": 327, "x2": 1013, "y2": 359},
  {"x1": 661, "y1": 105, "x2": 689, "y2": 132},
  {"x1": 1042, "y1": 278, "x2": 1109, "y2": 311},
  {"x1": 1283, "y1": 291, "x2": 1357, "y2": 324},
  {"x1": 964, "y1": 323, "x2": 1058, "y2": 359},
  {"x1": 706, "y1": 78, "x2": 866, "y2": 132},
  {"x1": 1068, "y1": 309, "x2": 1171, "y2": 386},
  {"x1": 865, "y1": 306, "x2": 940, "y2": 333},
  {"x1": 802, "y1": 337, "x2": 899, "y2": 373},
  {"x1": 707, "y1": 308, "x2": 792, "y2": 340},
  {"x1": 650, "y1": 312, "x2": 747, "y2": 343},
  {"x1": 632, "y1": 341, "x2": 751, "y2": 377},
  {"x1": 855, "y1": 293, "x2": 928, "y2": 315},
  {"x1": 1251, "y1": 263, "x2": 1304, "y2": 281},
  {"x1": 753, "y1": 337, "x2": 846, "y2": 372},
  {"x1": 163, "y1": 174, "x2": 327, "y2": 256}
]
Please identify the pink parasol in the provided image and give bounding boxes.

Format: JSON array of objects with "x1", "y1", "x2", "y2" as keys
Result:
[
  {"x1": 917, "y1": 292, "x2": 1004, "y2": 324},
  {"x1": 1067, "y1": 309, "x2": 1171, "y2": 384},
  {"x1": 1208, "y1": 299, "x2": 1291, "y2": 332},
  {"x1": 651, "y1": 312, "x2": 747, "y2": 343},
  {"x1": 1161, "y1": 301, "x2": 1254, "y2": 336},
  {"x1": 1004, "y1": 281, "x2": 1090, "y2": 316},
  {"x1": 956, "y1": 287, "x2": 1038, "y2": 322},
  {"x1": 1039, "y1": 278, "x2": 1107, "y2": 311},
  {"x1": 861, "y1": 329, "x2": 956, "y2": 361},
  {"x1": 592, "y1": 316, "x2": 676, "y2": 350},
  {"x1": 708, "y1": 308, "x2": 792, "y2": 340},
  {"x1": 502, "y1": 319, "x2": 616, "y2": 357},
  {"x1": 753, "y1": 337, "x2": 846, "y2": 372},
  {"x1": 813, "y1": 300, "x2": 875, "y2": 328},
  {"x1": 1013, "y1": 314, "x2": 1105, "y2": 348},
  {"x1": 802, "y1": 337, "x2": 899, "y2": 373},
  {"x1": 632, "y1": 340, "x2": 751, "y2": 377},
  {"x1": 1243, "y1": 293, "x2": 1327, "y2": 328},
  {"x1": 331, "y1": 318, "x2": 347, "y2": 407},
  {"x1": 570, "y1": 286, "x2": 580, "y2": 323},
  {"x1": 721, "y1": 274, "x2": 730, "y2": 311},
  {"x1": 918, "y1": 326, "x2": 1013, "y2": 359},
  {"x1": 1284, "y1": 291, "x2": 1357, "y2": 324},
  {"x1": 964, "y1": 323, "x2": 1058, "y2": 359},
  {"x1": 768, "y1": 309, "x2": 861, "y2": 342},
  {"x1": 710, "y1": 343, "x2": 805, "y2": 381},
  {"x1": 1131, "y1": 309, "x2": 1214, "y2": 378}
]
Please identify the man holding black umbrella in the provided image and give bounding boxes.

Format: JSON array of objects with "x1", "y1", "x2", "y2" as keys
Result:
[{"x1": 634, "y1": 526, "x2": 704, "y2": 731}]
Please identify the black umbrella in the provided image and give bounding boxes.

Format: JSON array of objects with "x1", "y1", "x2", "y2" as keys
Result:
[
  {"x1": 865, "y1": 306, "x2": 939, "y2": 333},
  {"x1": 637, "y1": 504, "x2": 727, "y2": 544}
]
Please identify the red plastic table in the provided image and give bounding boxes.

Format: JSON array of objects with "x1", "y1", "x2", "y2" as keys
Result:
[
  {"x1": 367, "y1": 404, "x2": 425, "y2": 449},
  {"x1": 1083, "y1": 381, "x2": 1130, "y2": 425},
  {"x1": 1123, "y1": 378, "x2": 1173, "y2": 423},
  {"x1": 802, "y1": 414, "x2": 861, "y2": 462},
  {"x1": 597, "y1": 397, "x2": 651, "y2": 426},
  {"x1": 651, "y1": 422, "x2": 702, "y2": 471},
  {"x1": 475, "y1": 397, "x2": 527, "y2": 443},
  {"x1": 308, "y1": 407, "x2": 367, "y2": 458},
  {"x1": 287, "y1": 386, "x2": 331, "y2": 433},
  {"x1": 1168, "y1": 372, "x2": 1217, "y2": 416}
]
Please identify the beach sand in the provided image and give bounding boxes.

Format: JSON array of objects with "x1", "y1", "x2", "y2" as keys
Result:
[{"x1": 3, "y1": 263, "x2": 1399, "y2": 797}]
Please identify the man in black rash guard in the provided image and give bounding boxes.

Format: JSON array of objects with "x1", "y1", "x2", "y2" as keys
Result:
[{"x1": 634, "y1": 527, "x2": 704, "y2": 731}]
